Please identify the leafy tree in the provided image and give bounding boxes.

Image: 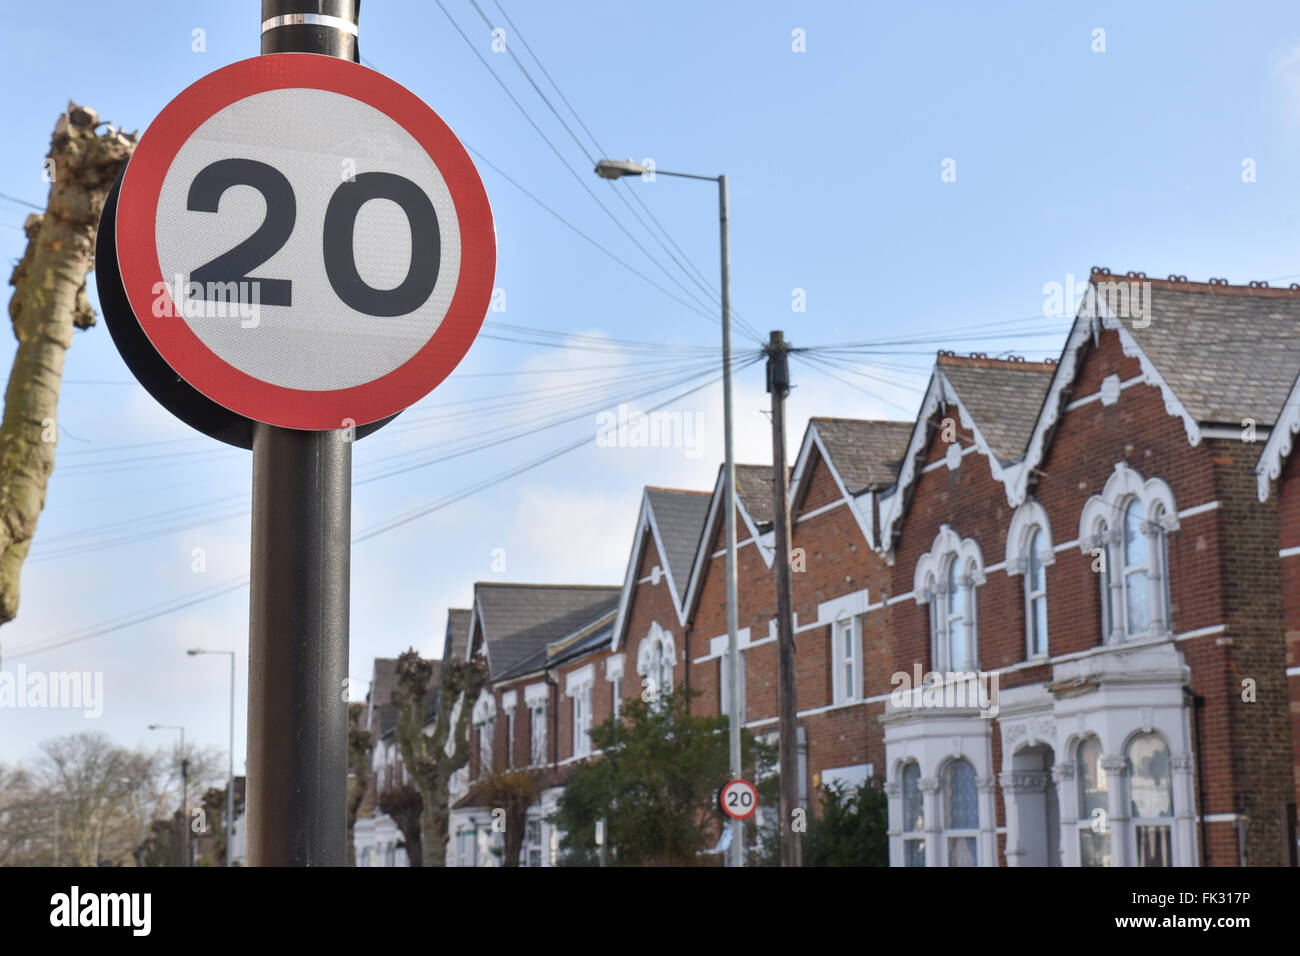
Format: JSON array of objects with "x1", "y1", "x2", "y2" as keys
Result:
[
  {"x1": 554, "y1": 689, "x2": 753, "y2": 866},
  {"x1": 801, "y1": 777, "x2": 889, "y2": 867}
]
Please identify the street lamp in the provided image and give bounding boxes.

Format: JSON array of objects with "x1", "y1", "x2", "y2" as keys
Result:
[
  {"x1": 593, "y1": 158, "x2": 744, "y2": 868},
  {"x1": 148, "y1": 723, "x2": 188, "y2": 866},
  {"x1": 189, "y1": 647, "x2": 236, "y2": 868}
]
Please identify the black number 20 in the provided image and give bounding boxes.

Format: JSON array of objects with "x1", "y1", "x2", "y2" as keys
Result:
[
  {"x1": 187, "y1": 158, "x2": 441, "y2": 316},
  {"x1": 727, "y1": 789, "x2": 753, "y2": 807}
]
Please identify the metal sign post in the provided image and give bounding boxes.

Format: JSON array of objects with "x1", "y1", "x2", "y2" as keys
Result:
[
  {"x1": 96, "y1": 0, "x2": 495, "y2": 866},
  {"x1": 246, "y1": 0, "x2": 358, "y2": 869}
]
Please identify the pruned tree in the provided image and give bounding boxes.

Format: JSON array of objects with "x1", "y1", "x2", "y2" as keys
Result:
[
  {"x1": 392, "y1": 647, "x2": 488, "y2": 867},
  {"x1": 476, "y1": 769, "x2": 540, "y2": 867},
  {"x1": 0, "y1": 104, "x2": 135, "y2": 647},
  {"x1": 376, "y1": 781, "x2": 423, "y2": 866},
  {"x1": 345, "y1": 702, "x2": 371, "y2": 867}
]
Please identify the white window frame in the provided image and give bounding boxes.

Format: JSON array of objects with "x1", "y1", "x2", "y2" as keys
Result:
[
  {"x1": 525, "y1": 683, "x2": 548, "y2": 766},
  {"x1": 605, "y1": 654, "x2": 624, "y2": 720},
  {"x1": 913, "y1": 525, "x2": 984, "y2": 673},
  {"x1": 1075, "y1": 735, "x2": 1110, "y2": 867},
  {"x1": 1079, "y1": 463, "x2": 1178, "y2": 643},
  {"x1": 567, "y1": 665, "x2": 595, "y2": 759},
  {"x1": 1126, "y1": 732, "x2": 1174, "y2": 867},
  {"x1": 942, "y1": 758, "x2": 979, "y2": 867},
  {"x1": 637, "y1": 622, "x2": 676, "y2": 710},
  {"x1": 830, "y1": 613, "x2": 862, "y2": 706},
  {"x1": 1024, "y1": 527, "x2": 1048, "y2": 658},
  {"x1": 901, "y1": 761, "x2": 925, "y2": 867}
]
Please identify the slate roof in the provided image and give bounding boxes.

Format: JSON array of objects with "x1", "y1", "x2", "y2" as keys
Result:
[
  {"x1": 645, "y1": 487, "x2": 710, "y2": 593},
  {"x1": 444, "y1": 608, "x2": 471, "y2": 662},
  {"x1": 734, "y1": 463, "x2": 786, "y2": 528},
  {"x1": 1102, "y1": 277, "x2": 1300, "y2": 426},
  {"x1": 937, "y1": 356, "x2": 1057, "y2": 463},
  {"x1": 811, "y1": 418, "x2": 914, "y2": 492},
  {"x1": 475, "y1": 583, "x2": 620, "y2": 679}
]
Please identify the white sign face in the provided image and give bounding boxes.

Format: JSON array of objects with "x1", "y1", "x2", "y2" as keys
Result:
[
  {"x1": 154, "y1": 88, "x2": 462, "y2": 392},
  {"x1": 720, "y1": 778, "x2": 758, "y2": 820},
  {"x1": 116, "y1": 54, "x2": 495, "y2": 430}
]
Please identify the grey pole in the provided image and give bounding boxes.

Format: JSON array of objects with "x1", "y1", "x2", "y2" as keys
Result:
[
  {"x1": 719, "y1": 174, "x2": 744, "y2": 868},
  {"x1": 246, "y1": 0, "x2": 356, "y2": 867}
]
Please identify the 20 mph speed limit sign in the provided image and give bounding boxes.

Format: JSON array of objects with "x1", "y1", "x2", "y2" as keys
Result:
[
  {"x1": 109, "y1": 53, "x2": 495, "y2": 432},
  {"x1": 719, "y1": 778, "x2": 759, "y2": 820}
]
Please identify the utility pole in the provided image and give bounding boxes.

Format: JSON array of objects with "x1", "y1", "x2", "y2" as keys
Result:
[
  {"x1": 766, "y1": 330, "x2": 801, "y2": 867},
  {"x1": 246, "y1": 0, "x2": 356, "y2": 868},
  {"x1": 181, "y1": 754, "x2": 191, "y2": 867}
]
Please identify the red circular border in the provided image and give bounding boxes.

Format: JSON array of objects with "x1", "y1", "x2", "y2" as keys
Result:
[
  {"x1": 720, "y1": 778, "x2": 758, "y2": 820},
  {"x1": 117, "y1": 54, "x2": 496, "y2": 429}
]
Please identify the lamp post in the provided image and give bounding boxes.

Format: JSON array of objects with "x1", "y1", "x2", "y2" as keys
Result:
[
  {"x1": 592, "y1": 159, "x2": 743, "y2": 867},
  {"x1": 148, "y1": 723, "x2": 188, "y2": 866},
  {"x1": 190, "y1": 648, "x2": 236, "y2": 867}
]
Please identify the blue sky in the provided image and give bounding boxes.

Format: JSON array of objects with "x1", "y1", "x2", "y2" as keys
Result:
[{"x1": 4, "y1": 0, "x2": 1300, "y2": 771}]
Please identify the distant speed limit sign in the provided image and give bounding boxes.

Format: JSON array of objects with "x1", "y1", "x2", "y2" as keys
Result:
[
  {"x1": 112, "y1": 53, "x2": 496, "y2": 431},
  {"x1": 719, "y1": 779, "x2": 758, "y2": 820}
]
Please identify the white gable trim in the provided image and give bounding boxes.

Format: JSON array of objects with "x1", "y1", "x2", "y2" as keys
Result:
[
  {"x1": 1012, "y1": 288, "x2": 1202, "y2": 508},
  {"x1": 789, "y1": 423, "x2": 875, "y2": 547},
  {"x1": 878, "y1": 368, "x2": 1028, "y2": 552},
  {"x1": 1256, "y1": 373, "x2": 1300, "y2": 501},
  {"x1": 611, "y1": 490, "x2": 696, "y2": 652},
  {"x1": 682, "y1": 466, "x2": 773, "y2": 622}
]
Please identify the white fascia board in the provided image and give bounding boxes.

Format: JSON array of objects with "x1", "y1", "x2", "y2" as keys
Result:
[
  {"x1": 1256, "y1": 371, "x2": 1300, "y2": 501},
  {"x1": 681, "y1": 468, "x2": 727, "y2": 625},
  {"x1": 610, "y1": 492, "x2": 653, "y2": 653},
  {"x1": 1013, "y1": 286, "x2": 1203, "y2": 507}
]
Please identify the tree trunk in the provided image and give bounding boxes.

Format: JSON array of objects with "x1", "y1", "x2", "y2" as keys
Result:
[{"x1": 0, "y1": 104, "x2": 135, "y2": 644}]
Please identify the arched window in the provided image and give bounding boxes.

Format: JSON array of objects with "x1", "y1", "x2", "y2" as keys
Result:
[
  {"x1": 946, "y1": 558, "x2": 968, "y2": 671},
  {"x1": 1076, "y1": 736, "x2": 1110, "y2": 867},
  {"x1": 1025, "y1": 527, "x2": 1048, "y2": 657},
  {"x1": 1079, "y1": 463, "x2": 1178, "y2": 643},
  {"x1": 1127, "y1": 733, "x2": 1173, "y2": 867},
  {"x1": 916, "y1": 526, "x2": 984, "y2": 673},
  {"x1": 902, "y1": 762, "x2": 925, "y2": 867},
  {"x1": 1122, "y1": 499, "x2": 1151, "y2": 636},
  {"x1": 637, "y1": 623, "x2": 675, "y2": 710},
  {"x1": 943, "y1": 758, "x2": 978, "y2": 866}
]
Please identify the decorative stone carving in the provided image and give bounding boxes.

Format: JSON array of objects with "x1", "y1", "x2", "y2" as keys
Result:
[
  {"x1": 999, "y1": 771, "x2": 1049, "y2": 794},
  {"x1": 1171, "y1": 752, "x2": 1194, "y2": 772}
]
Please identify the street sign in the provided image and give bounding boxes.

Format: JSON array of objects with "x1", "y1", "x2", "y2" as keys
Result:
[
  {"x1": 719, "y1": 778, "x2": 758, "y2": 820},
  {"x1": 107, "y1": 53, "x2": 495, "y2": 432}
]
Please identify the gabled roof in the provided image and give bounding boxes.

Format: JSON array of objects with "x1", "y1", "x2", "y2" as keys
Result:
[
  {"x1": 645, "y1": 488, "x2": 711, "y2": 598},
  {"x1": 443, "y1": 608, "x2": 471, "y2": 662},
  {"x1": 1115, "y1": 278, "x2": 1300, "y2": 425},
  {"x1": 1017, "y1": 270, "x2": 1300, "y2": 510},
  {"x1": 734, "y1": 464, "x2": 783, "y2": 529},
  {"x1": 877, "y1": 354, "x2": 1058, "y2": 549},
  {"x1": 788, "y1": 417, "x2": 912, "y2": 550},
  {"x1": 807, "y1": 418, "x2": 913, "y2": 494},
  {"x1": 496, "y1": 605, "x2": 618, "y2": 682},
  {"x1": 936, "y1": 355, "x2": 1056, "y2": 464},
  {"x1": 1256, "y1": 369, "x2": 1300, "y2": 501},
  {"x1": 681, "y1": 462, "x2": 777, "y2": 621},
  {"x1": 471, "y1": 583, "x2": 619, "y2": 679},
  {"x1": 611, "y1": 486, "x2": 710, "y2": 648}
]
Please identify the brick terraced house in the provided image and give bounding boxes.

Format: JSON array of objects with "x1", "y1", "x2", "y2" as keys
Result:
[{"x1": 366, "y1": 269, "x2": 1300, "y2": 867}]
